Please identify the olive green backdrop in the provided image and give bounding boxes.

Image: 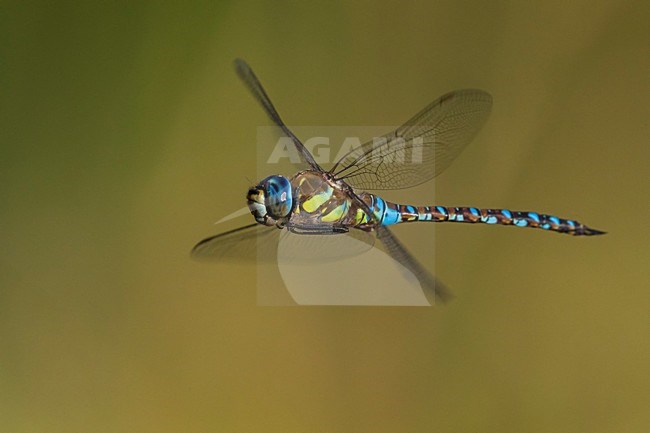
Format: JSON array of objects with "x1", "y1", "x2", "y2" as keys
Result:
[{"x1": 1, "y1": 1, "x2": 649, "y2": 432}]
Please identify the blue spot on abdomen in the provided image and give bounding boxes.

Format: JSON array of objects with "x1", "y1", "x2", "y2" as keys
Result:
[
  {"x1": 514, "y1": 218, "x2": 528, "y2": 227},
  {"x1": 382, "y1": 206, "x2": 401, "y2": 226},
  {"x1": 481, "y1": 215, "x2": 498, "y2": 224}
]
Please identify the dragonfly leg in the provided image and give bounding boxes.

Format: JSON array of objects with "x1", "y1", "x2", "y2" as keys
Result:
[{"x1": 286, "y1": 223, "x2": 349, "y2": 235}]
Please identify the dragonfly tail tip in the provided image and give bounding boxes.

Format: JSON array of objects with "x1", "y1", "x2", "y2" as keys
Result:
[{"x1": 584, "y1": 227, "x2": 607, "y2": 236}]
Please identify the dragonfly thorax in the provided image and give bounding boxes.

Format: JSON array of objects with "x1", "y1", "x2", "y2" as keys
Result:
[
  {"x1": 287, "y1": 170, "x2": 372, "y2": 229},
  {"x1": 247, "y1": 175, "x2": 294, "y2": 227}
]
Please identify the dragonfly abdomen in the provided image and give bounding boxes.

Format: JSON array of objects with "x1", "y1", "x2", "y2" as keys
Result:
[{"x1": 377, "y1": 200, "x2": 605, "y2": 236}]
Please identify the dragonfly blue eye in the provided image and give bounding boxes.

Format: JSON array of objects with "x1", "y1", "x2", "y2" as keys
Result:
[{"x1": 262, "y1": 175, "x2": 293, "y2": 219}]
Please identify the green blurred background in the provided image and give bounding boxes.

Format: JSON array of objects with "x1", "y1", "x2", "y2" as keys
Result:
[{"x1": 2, "y1": 1, "x2": 649, "y2": 432}]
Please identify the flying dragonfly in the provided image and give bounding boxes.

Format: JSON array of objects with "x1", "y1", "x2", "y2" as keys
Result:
[{"x1": 192, "y1": 59, "x2": 605, "y2": 303}]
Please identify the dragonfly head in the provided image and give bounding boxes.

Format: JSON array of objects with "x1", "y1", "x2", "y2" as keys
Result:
[{"x1": 247, "y1": 175, "x2": 294, "y2": 226}]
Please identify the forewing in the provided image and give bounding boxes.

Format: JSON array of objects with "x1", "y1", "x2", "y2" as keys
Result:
[
  {"x1": 191, "y1": 222, "x2": 374, "y2": 263},
  {"x1": 234, "y1": 59, "x2": 323, "y2": 172},
  {"x1": 191, "y1": 223, "x2": 279, "y2": 262},
  {"x1": 332, "y1": 89, "x2": 492, "y2": 190}
]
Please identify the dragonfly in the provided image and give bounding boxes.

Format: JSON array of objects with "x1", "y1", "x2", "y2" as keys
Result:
[{"x1": 192, "y1": 59, "x2": 605, "y2": 303}]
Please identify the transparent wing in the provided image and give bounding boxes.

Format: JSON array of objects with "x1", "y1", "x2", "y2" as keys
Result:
[
  {"x1": 234, "y1": 59, "x2": 323, "y2": 172},
  {"x1": 191, "y1": 223, "x2": 279, "y2": 262},
  {"x1": 376, "y1": 225, "x2": 452, "y2": 304},
  {"x1": 192, "y1": 214, "x2": 448, "y2": 303},
  {"x1": 331, "y1": 89, "x2": 492, "y2": 190},
  {"x1": 278, "y1": 230, "x2": 431, "y2": 306},
  {"x1": 341, "y1": 187, "x2": 453, "y2": 303},
  {"x1": 277, "y1": 226, "x2": 374, "y2": 264},
  {"x1": 191, "y1": 223, "x2": 374, "y2": 263}
]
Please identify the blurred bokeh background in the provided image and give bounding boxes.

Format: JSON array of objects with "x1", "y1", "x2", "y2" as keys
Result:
[{"x1": 2, "y1": 1, "x2": 649, "y2": 432}]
